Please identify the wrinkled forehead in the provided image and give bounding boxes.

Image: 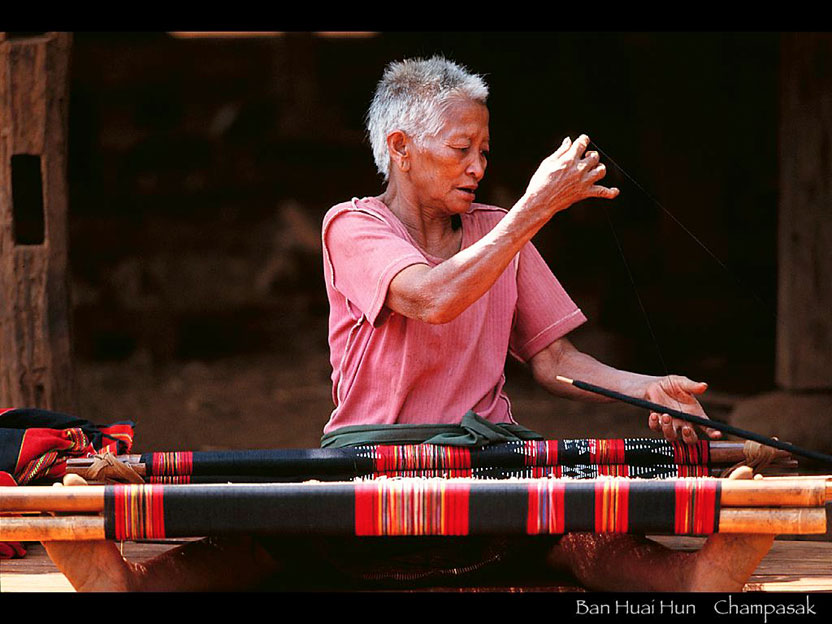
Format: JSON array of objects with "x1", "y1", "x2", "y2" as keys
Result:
[{"x1": 435, "y1": 98, "x2": 490, "y2": 139}]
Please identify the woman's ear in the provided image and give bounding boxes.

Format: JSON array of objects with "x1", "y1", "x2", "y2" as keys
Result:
[{"x1": 387, "y1": 130, "x2": 410, "y2": 173}]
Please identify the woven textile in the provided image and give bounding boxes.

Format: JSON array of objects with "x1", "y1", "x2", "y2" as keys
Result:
[
  {"x1": 0, "y1": 408, "x2": 134, "y2": 559},
  {"x1": 103, "y1": 478, "x2": 722, "y2": 540},
  {"x1": 140, "y1": 439, "x2": 713, "y2": 480},
  {"x1": 144, "y1": 464, "x2": 710, "y2": 484},
  {"x1": 0, "y1": 408, "x2": 134, "y2": 486}
]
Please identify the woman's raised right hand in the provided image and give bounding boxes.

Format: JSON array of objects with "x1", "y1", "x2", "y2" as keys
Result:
[{"x1": 520, "y1": 134, "x2": 619, "y2": 220}]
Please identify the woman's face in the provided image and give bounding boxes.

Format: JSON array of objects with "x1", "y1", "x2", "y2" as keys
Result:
[{"x1": 405, "y1": 98, "x2": 490, "y2": 215}]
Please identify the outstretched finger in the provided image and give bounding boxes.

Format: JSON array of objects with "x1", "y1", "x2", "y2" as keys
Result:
[
  {"x1": 590, "y1": 184, "x2": 620, "y2": 199},
  {"x1": 589, "y1": 162, "x2": 607, "y2": 181},
  {"x1": 660, "y1": 413, "x2": 678, "y2": 441},
  {"x1": 583, "y1": 150, "x2": 601, "y2": 168},
  {"x1": 680, "y1": 424, "x2": 699, "y2": 444},
  {"x1": 568, "y1": 134, "x2": 591, "y2": 159},
  {"x1": 553, "y1": 136, "x2": 572, "y2": 157},
  {"x1": 667, "y1": 375, "x2": 708, "y2": 396}
]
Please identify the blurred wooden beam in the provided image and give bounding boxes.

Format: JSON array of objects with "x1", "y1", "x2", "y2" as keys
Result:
[
  {"x1": 0, "y1": 32, "x2": 76, "y2": 411},
  {"x1": 166, "y1": 32, "x2": 377, "y2": 39},
  {"x1": 777, "y1": 33, "x2": 832, "y2": 390}
]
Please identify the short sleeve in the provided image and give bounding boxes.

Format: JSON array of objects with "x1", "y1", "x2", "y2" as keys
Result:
[
  {"x1": 509, "y1": 241, "x2": 587, "y2": 362},
  {"x1": 323, "y1": 207, "x2": 428, "y2": 326}
]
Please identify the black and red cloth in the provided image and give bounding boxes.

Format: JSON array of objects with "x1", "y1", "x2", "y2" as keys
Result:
[{"x1": 0, "y1": 408, "x2": 134, "y2": 558}]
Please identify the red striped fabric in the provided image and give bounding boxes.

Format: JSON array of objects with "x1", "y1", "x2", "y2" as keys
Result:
[
  {"x1": 527, "y1": 479, "x2": 566, "y2": 534},
  {"x1": 674, "y1": 478, "x2": 719, "y2": 535},
  {"x1": 147, "y1": 475, "x2": 193, "y2": 484},
  {"x1": 373, "y1": 445, "x2": 472, "y2": 472},
  {"x1": 672, "y1": 441, "x2": 709, "y2": 466},
  {"x1": 595, "y1": 478, "x2": 630, "y2": 533},
  {"x1": 589, "y1": 439, "x2": 626, "y2": 465},
  {"x1": 371, "y1": 469, "x2": 474, "y2": 479},
  {"x1": 355, "y1": 479, "x2": 470, "y2": 536},
  {"x1": 112, "y1": 484, "x2": 166, "y2": 540},
  {"x1": 521, "y1": 440, "x2": 559, "y2": 466},
  {"x1": 152, "y1": 451, "x2": 194, "y2": 477},
  {"x1": 598, "y1": 465, "x2": 630, "y2": 477}
]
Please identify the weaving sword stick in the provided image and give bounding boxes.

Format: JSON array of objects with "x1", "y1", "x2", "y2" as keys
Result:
[{"x1": 556, "y1": 376, "x2": 832, "y2": 465}]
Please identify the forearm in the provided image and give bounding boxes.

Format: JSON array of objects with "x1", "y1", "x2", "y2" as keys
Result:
[
  {"x1": 387, "y1": 194, "x2": 560, "y2": 323},
  {"x1": 531, "y1": 339, "x2": 658, "y2": 402}
]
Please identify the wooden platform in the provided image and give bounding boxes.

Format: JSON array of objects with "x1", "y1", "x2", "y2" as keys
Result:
[{"x1": 1, "y1": 536, "x2": 831, "y2": 592}]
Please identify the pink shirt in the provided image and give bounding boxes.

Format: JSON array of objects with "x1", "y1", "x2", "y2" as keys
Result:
[{"x1": 321, "y1": 196, "x2": 586, "y2": 434}]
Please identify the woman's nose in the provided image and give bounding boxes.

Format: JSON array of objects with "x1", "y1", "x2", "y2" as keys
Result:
[{"x1": 468, "y1": 154, "x2": 487, "y2": 179}]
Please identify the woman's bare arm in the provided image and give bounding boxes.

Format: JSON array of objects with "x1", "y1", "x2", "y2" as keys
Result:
[
  {"x1": 529, "y1": 337, "x2": 720, "y2": 442},
  {"x1": 385, "y1": 135, "x2": 618, "y2": 324}
]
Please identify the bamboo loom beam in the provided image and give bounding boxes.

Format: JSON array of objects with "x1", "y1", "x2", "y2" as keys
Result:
[
  {"x1": 0, "y1": 516, "x2": 105, "y2": 541},
  {"x1": 0, "y1": 508, "x2": 825, "y2": 542},
  {"x1": 718, "y1": 508, "x2": 827, "y2": 534},
  {"x1": 0, "y1": 485, "x2": 105, "y2": 512},
  {"x1": 1, "y1": 478, "x2": 831, "y2": 513}
]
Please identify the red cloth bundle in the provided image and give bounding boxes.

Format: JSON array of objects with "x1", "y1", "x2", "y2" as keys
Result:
[{"x1": 0, "y1": 407, "x2": 135, "y2": 558}]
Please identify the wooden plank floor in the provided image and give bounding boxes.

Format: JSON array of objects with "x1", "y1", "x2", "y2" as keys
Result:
[{"x1": 2, "y1": 537, "x2": 831, "y2": 592}]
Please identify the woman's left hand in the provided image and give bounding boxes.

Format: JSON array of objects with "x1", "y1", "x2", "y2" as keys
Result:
[{"x1": 644, "y1": 375, "x2": 721, "y2": 442}]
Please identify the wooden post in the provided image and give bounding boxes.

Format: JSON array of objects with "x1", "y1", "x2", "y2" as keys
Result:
[
  {"x1": 777, "y1": 33, "x2": 832, "y2": 390},
  {"x1": 732, "y1": 34, "x2": 832, "y2": 452},
  {"x1": 0, "y1": 32, "x2": 76, "y2": 411}
]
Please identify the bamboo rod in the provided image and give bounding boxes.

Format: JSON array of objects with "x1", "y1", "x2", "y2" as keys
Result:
[
  {"x1": 0, "y1": 515, "x2": 106, "y2": 541},
  {"x1": 719, "y1": 508, "x2": 827, "y2": 534},
  {"x1": 0, "y1": 486, "x2": 106, "y2": 512},
  {"x1": 718, "y1": 479, "x2": 829, "y2": 507},
  {"x1": 0, "y1": 507, "x2": 824, "y2": 541}
]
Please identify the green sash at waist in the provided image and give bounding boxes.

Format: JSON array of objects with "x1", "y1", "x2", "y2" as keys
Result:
[{"x1": 320, "y1": 411, "x2": 544, "y2": 448}]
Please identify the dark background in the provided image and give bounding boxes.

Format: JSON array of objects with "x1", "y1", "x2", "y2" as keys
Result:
[{"x1": 64, "y1": 32, "x2": 782, "y2": 450}]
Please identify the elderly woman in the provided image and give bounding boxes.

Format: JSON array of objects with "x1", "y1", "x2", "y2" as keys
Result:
[
  {"x1": 42, "y1": 56, "x2": 772, "y2": 592},
  {"x1": 320, "y1": 56, "x2": 715, "y2": 448}
]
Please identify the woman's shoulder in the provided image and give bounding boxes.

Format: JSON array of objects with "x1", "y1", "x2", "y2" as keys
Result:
[
  {"x1": 468, "y1": 202, "x2": 509, "y2": 217},
  {"x1": 464, "y1": 203, "x2": 510, "y2": 230},
  {"x1": 323, "y1": 196, "x2": 394, "y2": 227}
]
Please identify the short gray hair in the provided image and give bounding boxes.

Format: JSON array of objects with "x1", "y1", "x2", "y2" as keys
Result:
[{"x1": 366, "y1": 55, "x2": 489, "y2": 181}]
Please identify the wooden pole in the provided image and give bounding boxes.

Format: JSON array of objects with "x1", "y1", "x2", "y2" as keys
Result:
[
  {"x1": 777, "y1": 33, "x2": 832, "y2": 390},
  {"x1": 0, "y1": 32, "x2": 75, "y2": 412},
  {"x1": 0, "y1": 507, "x2": 824, "y2": 542},
  {"x1": 0, "y1": 515, "x2": 105, "y2": 541},
  {"x1": 719, "y1": 508, "x2": 827, "y2": 535},
  {"x1": 0, "y1": 484, "x2": 105, "y2": 511}
]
